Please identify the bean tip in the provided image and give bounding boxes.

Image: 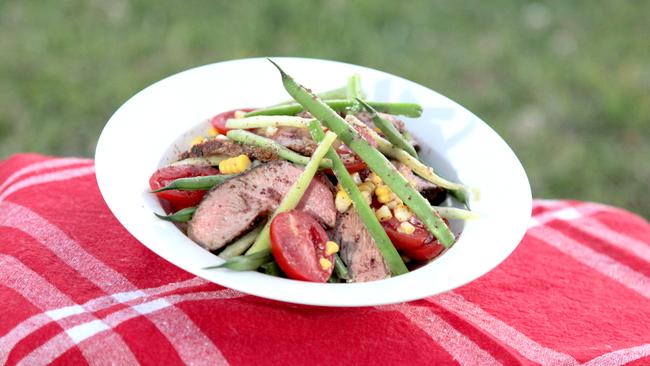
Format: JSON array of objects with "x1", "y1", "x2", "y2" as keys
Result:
[{"x1": 267, "y1": 58, "x2": 287, "y2": 78}]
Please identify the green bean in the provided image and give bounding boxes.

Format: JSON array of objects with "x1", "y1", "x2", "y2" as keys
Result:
[
  {"x1": 203, "y1": 248, "x2": 272, "y2": 271},
  {"x1": 150, "y1": 174, "x2": 235, "y2": 192},
  {"x1": 309, "y1": 119, "x2": 408, "y2": 275},
  {"x1": 226, "y1": 129, "x2": 332, "y2": 169},
  {"x1": 269, "y1": 85, "x2": 348, "y2": 107},
  {"x1": 349, "y1": 116, "x2": 475, "y2": 204},
  {"x1": 246, "y1": 131, "x2": 338, "y2": 254},
  {"x1": 170, "y1": 155, "x2": 229, "y2": 167},
  {"x1": 434, "y1": 206, "x2": 479, "y2": 220},
  {"x1": 260, "y1": 261, "x2": 283, "y2": 277},
  {"x1": 245, "y1": 99, "x2": 422, "y2": 118},
  {"x1": 333, "y1": 253, "x2": 350, "y2": 280},
  {"x1": 270, "y1": 60, "x2": 455, "y2": 247},
  {"x1": 219, "y1": 223, "x2": 265, "y2": 259},
  {"x1": 225, "y1": 116, "x2": 313, "y2": 129},
  {"x1": 346, "y1": 74, "x2": 363, "y2": 100},
  {"x1": 357, "y1": 98, "x2": 419, "y2": 159},
  {"x1": 154, "y1": 207, "x2": 196, "y2": 222}
]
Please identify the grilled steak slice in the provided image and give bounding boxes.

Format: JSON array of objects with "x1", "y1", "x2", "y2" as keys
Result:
[
  {"x1": 188, "y1": 160, "x2": 336, "y2": 251},
  {"x1": 256, "y1": 126, "x2": 317, "y2": 156},
  {"x1": 334, "y1": 209, "x2": 390, "y2": 282},
  {"x1": 179, "y1": 138, "x2": 278, "y2": 162},
  {"x1": 393, "y1": 161, "x2": 447, "y2": 206}
]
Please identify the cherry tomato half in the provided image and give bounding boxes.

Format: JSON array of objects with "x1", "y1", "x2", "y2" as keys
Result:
[
  {"x1": 149, "y1": 165, "x2": 219, "y2": 212},
  {"x1": 210, "y1": 108, "x2": 255, "y2": 134},
  {"x1": 381, "y1": 217, "x2": 445, "y2": 261},
  {"x1": 269, "y1": 210, "x2": 334, "y2": 282}
]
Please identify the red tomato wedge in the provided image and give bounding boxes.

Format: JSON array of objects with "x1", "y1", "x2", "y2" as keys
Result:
[
  {"x1": 381, "y1": 217, "x2": 445, "y2": 261},
  {"x1": 210, "y1": 108, "x2": 255, "y2": 134},
  {"x1": 149, "y1": 165, "x2": 219, "y2": 212},
  {"x1": 269, "y1": 210, "x2": 334, "y2": 282}
]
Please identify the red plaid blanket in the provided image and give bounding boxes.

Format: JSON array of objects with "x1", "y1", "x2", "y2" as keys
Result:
[{"x1": 1, "y1": 153, "x2": 648, "y2": 366}]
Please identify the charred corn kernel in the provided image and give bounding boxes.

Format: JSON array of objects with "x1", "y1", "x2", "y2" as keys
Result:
[
  {"x1": 397, "y1": 221, "x2": 416, "y2": 235},
  {"x1": 189, "y1": 136, "x2": 205, "y2": 148},
  {"x1": 351, "y1": 172, "x2": 362, "y2": 185},
  {"x1": 361, "y1": 190, "x2": 372, "y2": 204},
  {"x1": 319, "y1": 258, "x2": 332, "y2": 270},
  {"x1": 208, "y1": 126, "x2": 220, "y2": 136},
  {"x1": 233, "y1": 110, "x2": 246, "y2": 119},
  {"x1": 377, "y1": 193, "x2": 394, "y2": 204},
  {"x1": 368, "y1": 173, "x2": 382, "y2": 185},
  {"x1": 375, "y1": 185, "x2": 392, "y2": 197},
  {"x1": 325, "y1": 241, "x2": 339, "y2": 255},
  {"x1": 358, "y1": 182, "x2": 375, "y2": 193},
  {"x1": 393, "y1": 204, "x2": 412, "y2": 222},
  {"x1": 218, "y1": 154, "x2": 251, "y2": 174},
  {"x1": 335, "y1": 190, "x2": 352, "y2": 213},
  {"x1": 375, "y1": 205, "x2": 393, "y2": 222}
]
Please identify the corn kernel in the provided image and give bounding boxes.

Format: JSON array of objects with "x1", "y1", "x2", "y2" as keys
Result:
[
  {"x1": 397, "y1": 222, "x2": 416, "y2": 235},
  {"x1": 375, "y1": 185, "x2": 391, "y2": 197},
  {"x1": 208, "y1": 126, "x2": 220, "y2": 136},
  {"x1": 375, "y1": 205, "x2": 392, "y2": 222},
  {"x1": 219, "y1": 154, "x2": 251, "y2": 174},
  {"x1": 393, "y1": 204, "x2": 412, "y2": 222},
  {"x1": 377, "y1": 193, "x2": 394, "y2": 204},
  {"x1": 319, "y1": 257, "x2": 332, "y2": 270},
  {"x1": 368, "y1": 173, "x2": 382, "y2": 185},
  {"x1": 351, "y1": 172, "x2": 362, "y2": 185},
  {"x1": 233, "y1": 110, "x2": 246, "y2": 119},
  {"x1": 361, "y1": 190, "x2": 372, "y2": 204},
  {"x1": 189, "y1": 136, "x2": 205, "y2": 148},
  {"x1": 358, "y1": 182, "x2": 375, "y2": 193},
  {"x1": 386, "y1": 199, "x2": 400, "y2": 209},
  {"x1": 335, "y1": 190, "x2": 352, "y2": 213},
  {"x1": 325, "y1": 241, "x2": 339, "y2": 255}
]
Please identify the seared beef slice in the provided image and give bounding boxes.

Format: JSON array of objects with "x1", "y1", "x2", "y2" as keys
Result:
[
  {"x1": 188, "y1": 160, "x2": 335, "y2": 251},
  {"x1": 335, "y1": 209, "x2": 390, "y2": 282}
]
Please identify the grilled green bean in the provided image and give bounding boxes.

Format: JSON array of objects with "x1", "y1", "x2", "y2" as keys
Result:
[
  {"x1": 150, "y1": 174, "x2": 235, "y2": 192},
  {"x1": 357, "y1": 98, "x2": 418, "y2": 159},
  {"x1": 245, "y1": 99, "x2": 422, "y2": 118},
  {"x1": 154, "y1": 207, "x2": 196, "y2": 222}
]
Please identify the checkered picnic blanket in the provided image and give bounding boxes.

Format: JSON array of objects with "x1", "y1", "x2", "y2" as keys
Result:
[{"x1": 0, "y1": 153, "x2": 648, "y2": 365}]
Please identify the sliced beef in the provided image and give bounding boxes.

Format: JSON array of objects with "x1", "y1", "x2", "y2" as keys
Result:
[
  {"x1": 393, "y1": 161, "x2": 447, "y2": 206},
  {"x1": 188, "y1": 160, "x2": 336, "y2": 251},
  {"x1": 334, "y1": 209, "x2": 390, "y2": 282},
  {"x1": 179, "y1": 138, "x2": 278, "y2": 162},
  {"x1": 256, "y1": 126, "x2": 317, "y2": 156}
]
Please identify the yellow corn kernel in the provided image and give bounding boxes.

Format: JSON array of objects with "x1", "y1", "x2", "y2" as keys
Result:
[
  {"x1": 361, "y1": 190, "x2": 372, "y2": 204},
  {"x1": 393, "y1": 204, "x2": 412, "y2": 222},
  {"x1": 319, "y1": 257, "x2": 332, "y2": 270},
  {"x1": 375, "y1": 185, "x2": 391, "y2": 197},
  {"x1": 208, "y1": 126, "x2": 220, "y2": 136},
  {"x1": 335, "y1": 190, "x2": 352, "y2": 213},
  {"x1": 375, "y1": 205, "x2": 393, "y2": 222},
  {"x1": 189, "y1": 136, "x2": 205, "y2": 148},
  {"x1": 219, "y1": 154, "x2": 251, "y2": 174},
  {"x1": 368, "y1": 173, "x2": 382, "y2": 185},
  {"x1": 325, "y1": 241, "x2": 339, "y2": 255},
  {"x1": 386, "y1": 198, "x2": 401, "y2": 209},
  {"x1": 377, "y1": 193, "x2": 394, "y2": 204},
  {"x1": 358, "y1": 182, "x2": 375, "y2": 193},
  {"x1": 351, "y1": 172, "x2": 362, "y2": 185},
  {"x1": 233, "y1": 110, "x2": 246, "y2": 119},
  {"x1": 397, "y1": 221, "x2": 416, "y2": 235}
]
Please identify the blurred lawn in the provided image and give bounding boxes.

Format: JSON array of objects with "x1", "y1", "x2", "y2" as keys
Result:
[{"x1": 1, "y1": 1, "x2": 648, "y2": 217}]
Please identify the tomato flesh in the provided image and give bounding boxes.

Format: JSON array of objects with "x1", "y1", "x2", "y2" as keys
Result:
[
  {"x1": 210, "y1": 108, "x2": 255, "y2": 134},
  {"x1": 149, "y1": 165, "x2": 219, "y2": 212},
  {"x1": 269, "y1": 210, "x2": 333, "y2": 282},
  {"x1": 381, "y1": 217, "x2": 445, "y2": 261}
]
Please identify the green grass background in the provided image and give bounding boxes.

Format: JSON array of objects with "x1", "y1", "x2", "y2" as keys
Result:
[{"x1": 1, "y1": 1, "x2": 648, "y2": 217}]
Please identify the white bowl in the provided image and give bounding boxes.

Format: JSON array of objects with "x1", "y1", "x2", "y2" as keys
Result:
[{"x1": 95, "y1": 57, "x2": 531, "y2": 307}]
